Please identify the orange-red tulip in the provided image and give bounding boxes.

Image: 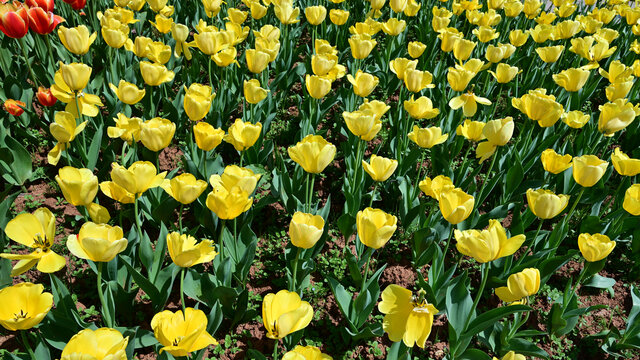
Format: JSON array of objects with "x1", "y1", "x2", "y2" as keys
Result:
[
  {"x1": 37, "y1": 87, "x2": 57, "y2": 106},
  {"x1": 0, "y1": 2, "x2": 29, "y2": 38},
  {"x1": 4, "y1": 99, "x2": 25, "y2": 116},
  {"x1": 27, "y1": 7, "x2": 64, "y2": 35}
]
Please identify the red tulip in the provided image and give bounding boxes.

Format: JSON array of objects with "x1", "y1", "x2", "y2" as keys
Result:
[
  {"x1": 4, "y1": 99, "x2": 26, "y2": 116},
  {"x1": 62, "y1": 0, "x2": 86, "y2": 11},
  {"x1": 27, "y1": 6, "x2": 63, "y2": 34},
  {"x1": 25, "y1": 0, "x2": 54, "y2": 12},
  {"x1": 37, "y1": 86, "x2": 57, "y2": 106},
  {"x1": 0, "y1": 2, "x2": 29, "y2": 38}
]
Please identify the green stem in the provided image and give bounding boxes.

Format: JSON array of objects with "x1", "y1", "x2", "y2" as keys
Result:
[
  {"x1": 514, "y1": 220, "x2": 543, "y2": 269},
  {"x1": 414, "y1": 151, "x2": 426, "y2": 199},
  {"x1": 43, "y1": 35, "x2": 54, "y2": 71},
  {"x1": 134, "y1": 196, "x2": 144, "y2": 243},
  {"x1": 178, "y1": 204, "x2": 184, "y2": 232},
  {"x1": 565, "y1": 187, "x2": 586, "y2": 225},
  {"x1": 291, "y1": 247, "x2": 302, "y2": 292},
  {"x1": 180, "y1": 267, "x2": 187, "y2": 317},
  {"x1": 208, "y1": 58, "x2": 213, "y2": 89},
  {"x1": 74, "y1": 92, "x2": 87, "y2": 161},
  {"x1": 360, "y1": 250, "x2": 373, "y2": 294},
  {"x1": 309, "y1": 174, "x2": 316, "y2": 212},
  {"x1": 369, "y1": 182, "x2": 378, "y2": 208},
  {"x1": 351, "y1": 139, "x2": 363, "y2": 189},
  {"x1": 272, "y1": 339, "x2": 279, "y2": 360},
  {"x1": 456, "y1": 144, "x2": 472, "y2": 181},
  {"x1": 462, "y1": 263, "x2": 489, "y2": 332},
  {"x1": 305, "y1": 172, "x2": 311, "y2": 213},
  {"x1": 203, "y1": 149, "x2": 208, "y2": 178},
  {"x1": 439, "y1": 227, "x2": 455, "y2": 275},
  {"x1": 97, "y1": 262, "x2": 114, "y2": 328},
  {"x1": 240, "y1": 150, "x2": 245, "y2": 167},
  {"x1": 218, "y1": 220, "x2": 226, "y2": 260},
  {"x1": 18, "y1": 37, "x2": 38, "y2": 87},
  {"x1": 476, "y1": 147, "x2": 498, "y2": 206},
  {"x1": 20, "y1": 331, "x2": 36, "y2": 360},
  {"x1": 570, "y1": 263, "x2": 587, "y2": 296}
]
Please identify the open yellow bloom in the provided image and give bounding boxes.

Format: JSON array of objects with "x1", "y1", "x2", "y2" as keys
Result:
[
  {"x1": 151, "y1": 308, "x2": 218, "y2": 357},
  {"x1": 378, "y1": 285, "x2": 438, "y2": 348},
  {"x1": 107, "y1": 113, "x2": 142, "y2": 144},
  {"x1": 109, "y1": 80, "x2": 146, "y2": 105},
  {"x1": 58, "y1": 25, "x2": 97, "y2": 55},
  {"x1": 0, "y1": 283, "x2": 53, "y2": 331},
  {"x1": 150, "y1": 14, "x2": 173, "y2": 34},
  {"x1": 243, "y1": 79, "x2": 269, "y2": 104},
  {"x1": 206, "y1": 186, "x2": 253, "y2": 220},
  {"x1": 419, "y1": 175, "x2": 455, "y2": 200},
  {"x1": 553, "y1": 68, "x2": 590, "y2": 92},
  {"x1": 578, "y1": 233, "x2": 615, "y2": 263},
  {"x1": 439, "y1": 188, "x2": 474, "y2": 224},
  {"x1": 224, "y1": 118, "x2": 262, "y2": 151},
  {"x1": 408, "y1": 126, "x2": 449, "y2": 148},
  {"x1": 598, "y1": 99, "x2": 640, "y2": 136},
  {"x1": 167, "y1": 232, "x2": 217, "y2": 267},
  {"x1": 489, "y1": 63, "x2": 520, "y2": 83},
  {"x1": 67, "y1": 222, "x2": 128, "y2": 262},
  {"x1": 362, "y1": 155, "x2": 398, "y2": 182},
  {"x1": 209, "y1": 165, "x2": 261, "y2": 194},
  {"x1": 109, "y1": 161, "x2": 166, "y2": 197},
  {"x1": 193, "y1": 122, "x2": 225, "y2": 151},
  {"x1": 540, "y1": 149, "x2": 572, "y2": 174},
  {"x1": 623, "y1": 184, "x2": 640, "y2": 216},
  {"x1": 449, "y1": 91, "x2": 492, "y2": 117},
  {"x1": 536, "y1": 45, "x2": 564, "y2": 63},
  {"x1": 347, "y1": 70, "x2": 379, "y2": 97},
  {"x1": 403, "y1": 96, "x2": 440, "y2": 119},
  {"x1": 305, "y1": 74, "x2": 332, "y2": 99},
  {"x1": 140, "y1": 117, "x2": 175, "y2": 152},
  {"x1": 184, "y1": 83, "x2": 214, "y2": 121},
  {"x1": 389, "y1": 58, "x2": 418, "y2": 80},
  {"x1": 509, "y1": 29, "x2": 528, "y2": 47},
  {"x1": 288, "y1": 134, "x2": 336, "y2": 174},
  {"x1": 349, "y1": 34, "x2": 377, "y2": 59},
  {"x1": 289, "y1": 212, "x2": 325, "y2": 249},
  {"x1": 342, "y1": 109, "x2": 380, "y2": 140},
  {"x1": 274, "y1": 1, "x2": 300, "y2": 24},
  {"x1": 1, "y1": 208, "x2": 66, "y2": 276},
  {"x1": 455, "y1": 219, "x2": 525, "y2": 263},
  {"x1": 473, "y1": 26, "x2": 499, "y2": 42},
  {"x1": 512, "y1": 88, "x2": 564, "y2": 127},
  {"x1": 56, "y1": 166, "x2": 98, "y2": 207},
  {"x1": 60, "y1": 328, "x2": 128, "y2": 360},
  {"x1": 161, "y1": 173, "x2": 207, "y2": 204},
  {"x1": 572, "y1": 155, "x2": 608, "y2": 187},
  {"x1": 438, "y1": 27, "x2": 462, "y2": 52},
  {"x1": 140, "y1": 61, "x2": 175, "y2": 86},
  {"x1": 526, "y1": 188, "x2": 570, "y2": 219},
  {"x1": 611, "y1": 148, "x2": 640, "y2": 176},
  {"x1": 305, "y1": 5, "x2": 326, "y2": 25},
  {"x1": 48, "y1": 111, "x2": 87, "y2": 165},
  {"x1": 329, "y1": 9, "x2": 349, "y2": 25},
  {"x1": 456, "y1": 120, "x2": 485, "y2": 142},
  {"x1": 495, "y1": 268, "x2": 540, "y2": 302},
  {"x1": 262, "y1": 290, "x2": 313, "y2": 339},
  {"x1": 408, "y1": 41, "x2": 426, "y2": 58},
  {"x1": 382, "y1": 18, "x2": 406, "y2": 35},
  {"x1": 562, "y1": 110, "x2": 590, "y2": 129}
]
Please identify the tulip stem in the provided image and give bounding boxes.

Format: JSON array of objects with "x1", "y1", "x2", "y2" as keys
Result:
[
  {"x1": 178, "y1": 204, "x2": 184, "y2": 232},
  {"x1": 134, "y1": 196, "x2": 144, "y2": 244},
  {"x1": 414, "y1": 151, "x2": 426, "y2": 199},
  {"x1": 361, "y1": 250, "x2": 373, "y2": 294},
  {"x1": 18, "y1": 37, "x2": 38, "y2": 87},
  {"x1": 476, "y1": 147, "x2": 498, "y2": 206},
  {"x1": 43, "y1": 35, "x2": 55, "y2": 72},
  {"x1": 97, "y1": 262, "x2": 114, "y2": 328},
  {"x1": 369, "y1": 182, "x2": 378, "y2": 208},
  {"x1": 462, "y1": 262, "x2": 489, "y2": 333},
  {"x1": 291, "y1": 247, "x2": 302, "y2": 292},
  {"x1": 272, "y1": 339, "x2": 279, "y2": 360},
  {"x1": 514, "y1": 220, "x2": 543, "y2": 270},
  {"x1": 20, "y1": 331, "x2": 36, "y2": 360},
  {"x1": 439, "y1": 227, "x2": 455, "y2": 276},
  {"x1": 570, "y1": 263, "x2": 588, "y2": 297},
  {"x1": 565, "y1": 187, "x2": 586, "y2": 227},
  {"x1": 351, "y1": 139, "x2": 364, "y2": 191},
  {"x1": 305, "y1": 172, "x2": 311, "y2": 213},
  {"x1": 218, "y1": 220, "x2": 226, "y2": 260},
  {"x1": 180, "y1": 267, "x2": 187, "y2": 318}
]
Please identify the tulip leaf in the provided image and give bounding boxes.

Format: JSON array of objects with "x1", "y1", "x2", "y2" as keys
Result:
[
  {"x1": 445, "y1": 271, "x2": 473, "y2": 334},
  {"x1": 386, "y1": 341, "x2": 411, "y2": 360},
  {"x1": 504, "y1": 338, "x2": 549, "y2": 359},
  {"x1": 327, "y1": 276, "x2": 357, "y2": 330},
  {"x1": 457, "y1": 348, "x2": 491, "y2": 360},
  {"x1": 119, "y1": 255, "x2": 162, "y2": 306},
  {"x1": 87, "y1": 125, "x2": 104, "y2": 171},
  {"x1": 0, "y1": 135, "x2": 32, "y2": 186},
  {"x1": 464, "y1": 305, "x2": 531, "y2": 337}
]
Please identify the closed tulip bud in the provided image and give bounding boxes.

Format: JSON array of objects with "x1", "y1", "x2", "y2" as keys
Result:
[
  {"x1": 36, "y1": 87, "x2": 57, "y2": 107},
  {"x1": 408, "y1": 41, "x2": 426, "y2": 58},
  {"x1": 598, "y1": 99, "x2": 640, "y2": 136},
  {"x1": 389, "y1": 57, "x2": 418, "y2": 80},
  {"x1": 578, "y1": 233, "x2": 615, "y2": 262},
  {"x1": 419, "y1": 175, "x2": 454, "y2": 200},
  {"x1": 438, "y1": 28, "x2": 462, "y2": 52},
  {"x1": 60, "y1": 328, "x2": 128, "y2": 360},
  {"x1": 553, "y1": 68, "x2": 590, "y2": 92},
  {"x1": 489, "y1": 63, "x2": 520, "y2": 83},
  {"x1": 456, "y1": 119, "x2": 486, "y2": 141},
  {"x1": 305, "y1": 74, "x2": 332, "y2": 99},
  {"x1": 526, "y1": 188, "x2": 570, "y2": 219},
  {"x1": 347, "y1": 70, "x2": 379, "y2": 97},
  {"x1": 206, "y1": 186, "x2": 252, "y2": 219},
  {"x1": 243, "y1": 79, "x2": 269, "y2": 104},
  {"x1": 623, "y1": 184, "x2": 640, "y2": 215},
  {"x1": 572, "y1": 155, "x2": 608, "y2": 187},
  {"x1": 67, "y1": 222, "x2": 128, "y2": 262},
  {"x1": 404, "y1": 68, "x2": 435, "y2": 92},
  {"x1": 357, "y1": 208, "x2": 398, "y2": 249},
  {"x1": 202, "y1": 0, "x2": 222, "y2": 17},
  {"x1": 408, "y1": 125, "x2": 449, "y2": 148},
  {"x1": 509, "y1": 29, "x2": 529, "y2": 47},
  {"x1": 209, "y1": 165, "x2": 261, "y2": 195},
  {"x1": 193, "y1": 122, "x2": 224, "y2": 151},
  {"x1": 0, "y1": 2, "x2": 28, "y2": 38},
  {"x1": 452, "y1": 38, "x2": 476, "y2": 62},
  {"x1": 109, "y1": 80, "x2": 146, "y2": 105},
  {"x1": 512, "y1": 88, "x2": 564, "y2": 127},
  {"x1": 362, "y1": 155, "x2": 398, "y2": 182},
  {"x1": 540, "y1": 149, "x2": 572, "y2": 174},
  {"x1": 151, "y1": 308, "x2": 218, "y2": 356},
  {"x1": 140, "y1": 61, "x2": 174, "y2": 86},
  {"x1": 244, "y1": 48, "x2": 269, "y2": 73},
  {"x1": 60, "y1": 62, "x2": 91, "y2": 92},
  {"x1": 495, "y1": 268, "x2": 540, "y2": 302},
  {"x1": 449, "y1": 91, "x2": 492, "y2": 117},
  {"x1": 161, "y1": 173, "x2": 207, "y2": 204},
  {"x1": 4, "y1": 99, "x2": 25, "y2": 116},
  {"x1": 249, "y1": 1, "x2": 267, "y2": 19},
  {"x1": 56, "y1": 167, "x2": 98, "y2": 207},
  {"x1": 58, "y1": 25, "x2": 96, "y2": 55},
  {"x1": 183, "y1": 83, "x2": 214, "y2": 121},
  {"x1": 305, "y1": 5, "x2": 326, "y2": 25},
  {"x1": 109, "y1": 161, "x2": 166, "y2": 196},
  {"x1": 289, "y1": 212, "x2": 325, "y2": 249},
  {"x1": 167, "y1": 232, "x2": 217, "y2": 267},
  {"x1": 349, "y1": 34, "x2": 377, "y2": 59},
  {"x1": 536, "y1": 45, "x2": 564, "y2": 63},
  {"x1": 611, "y1": 148, "x2": 640, "y2": 176},
  {"x1": 224, "y1": 118, "x2": 262, "y2": 151},
  {"x1": 404, "y1": 96, "x2": 440, "y2": 119},
  {"x1": 329, "y1": 9, "x2": 349, "y2": 25},
  {"x1": 274, "y1": 2, "x2": 300, "y2": 25},
  {"x1": 439, "y1": 188, "x2": 474, "y2": 224},
  {"x1": 455, "y1": 219, "x2": 526, "y2": 263},
  {"x1": 140, "y1": 117, "x2": 175, "y2": 152},
  {"x1": 288, "y1": 134, "x2": 336, "y2": 174},
  {"x1": 263, "y1": 290, "x2": 313, "y2": 339},
  {"x1": 562, "y1": 110, "x2": 590, "y2": 129},
  {"x1": 389, "y1": 0, "x2": 407, "y2": 12},
  {"x1": 0, "y1": 283, "x2": 53, "y2": 331},
  {"x1": 447, "y1": 67, "x2": 476, "y2": 92}
]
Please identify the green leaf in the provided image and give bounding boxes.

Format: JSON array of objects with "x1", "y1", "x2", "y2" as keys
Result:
[
  {"x1": 457, "y1": 348, "x2": 491, "y2": 360},
  {"x1": 505, "y1": 338, "x2": 549, "y2": 359},
  {"x1": 119, "y1": 255, "x2": 162, "y2": 305},
  {"x1": 87, "y1": 125, "x2": 104, "y2": 171},
  {"x1": 0, "y1": 135, "x2": 32, "y2": 185},
  {"x1": 582, "y1": 274, "x2": 616, "y2": 289},
  {"x1": 446, "y1": 272, "x2": 473, "y2": 333},
  {"x1": 464, "y1": 305, "x2": 531, "y2": 337}
]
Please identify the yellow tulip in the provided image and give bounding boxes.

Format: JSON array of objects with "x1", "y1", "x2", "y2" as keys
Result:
[
  {"x1": 347, "y1": 70, "x2": 379, "y2": 98},
  {"x1": 288, "y1": 134, "x2": 336, "y2": 174},
  {"x1": 289, "y1": 212, "x2": 325, "y2": 249},
  {"x1": 58, "y1": 25, "x2": 97, "y2": 55},
  {"x1": 439, "y1": 188, "x2": 474, "y2": 224},
  {"x1": 578, "y1": 233, "x2": 615, "y2": 262},
  {"x1": 432, "y1": 15, "x2": 450, "y2": 32},
  {"x1": 60, "y1": 328, "x2": 128, "y2": 360},
  {"x1": 193, "y1": 122, "x2": 224, "y2": 151},
  {"x1": 172, "y1": 23, "x2": 192, "y2": 60},
  {"x1": 140, "y1": 117, "x2": 176, "y2": 152},
  {"x1": 183, "y1": 83, "x2": 214, "y2": 121},
  {"x1": 438, "y1": 27, "x2": 462, "y2": 52},
  {"x1": 356, "y1": 207, "x2": 397, "y2": 249},
  {"x1": 495, "y1": 268, "x2": 540, "y2": 302},
  {"x1": 403, "y1": 96, "x2": 440, "y2": 119},
  {"x1": 382, "y1": 18, "x2": 406, "y2": 36},
  {"x1": 60, "y1": 62, "x2": 91, "y2": 92},
  {"x1": 553, "y1": 68, "x2": 591, "y2": 92},
  {"x1": 56, "y1": 167, "x2": 98, "y2": 207},
  {"x1": 161, "y1": 173, "x2": 207, "y2": 204},
  {"x1": 483, "y1": 117, "x2": 514, "y2": 145},
  {"x1": 226, "y1": 8, "x2": 247, "y2": 24},
  {"x1": 452, "y1": 38, "x2": 477, "y2": 62},
  {"x1": 408, "y1": 126, "x2": 449, "y2": 148},
  {"x1": 389, "y1": 58, "x2": 418, "y2": 80},
  {"x1": 209, "y1": 165, "x2": 261, "y2": 194},
  {"x1": 503, "y1": 0, "x2": 524, "y2": 17},
  {"x1": 67, "y1": 222, "x2": 128, "y2": 262},
  {"x1": 489, "y1": 63, "x2": 519, "y2": 83},
  {"x1": 0, "y1": 283, "x2": 53, "y2": 331},
  {"x1": 193, "y1": 30, "x2": 231, "y2": 55},
  {"x1": 526, "y1": 188, "x2": 570, "y2": 219},
  {"x1": 100, "y1": 19, "x2": 131, "y2": 49},
  {"x1": 213, "y1": 46, "x2": 239, "y2": 67},
  {"x1": 151, "y1": 308, "x2": 218, "y2": 356},
  {"x1": 305, "y1": 5, "x2": 326, "y2": 25},
  {"x1": 109, "y1": 80, "x2": 146, "y2": 105},
  {"x1": 206, "y1": 186, "x2": 253, "y2": 220},
  {"x1": 362, "y1": 155, "x2": 398, "y2": 182},
  {"x1": 623, "y1": 184, "x2": 640, "y2": 215},
  {"x1": 611, "y1": 147, "x2": 640, "y2": 176},
  {"x1": 378, "y1": 285, "x2": 438, "y2": 348},
  {"x1": 540, "y1": 149, "x2": 572, "y2": 174},
  {"x1": 107, "y1": 114, "x2": 141, "y2": 145},
  {"x1": 598, "y1": 99, "x2": 640, "y2": 136},
  {"x1": 305, "y1": 74, "x2": 332, "y2": 99},
  {"x1": 109, "y1": 161, "x2": 166, "y2": 196},
  {"x1": 562, "y1": 110, "x2": 590, "y2": 129},
  {"x1": 509, "y1": 29, "x2": 529, "y2": 47},
  {"x1": 473, "y1": 26, "x2": 500, "y2": 43},
  {"x1": 456, "y1": 119, "x2": 486, "y2": 142},
  {"x1": 348, "y1": 34, "x2": 377, "y2": 59},
  {"x1": 343, "y1": 110, "x2": 380, "y2": 140},
  {"x1": 47, "y1": 111, "x2": 87, "y2": 165},
  {"x1": 99, "y1": 180, "x2": 136, "y2": 204},
  {"x1": 262, "y1": 289, "x2": 313, "y2": 339},
  {"x1": 572, "y1": 155, "x2": 608, "y2": 187},
  {"x1": 455, "y1": 219, "x2": 526, "y2": 263},
  {"x1": 224, "y1": 118, "x2": 262, "y2": 151},
  {"x1": 139, "y1": 61, "x2": 175, "y2": 86},
  {"x1": 167, "y1": 232, "x2": 217, "y2": 267},
  {"x1": 555, "y1": 19, "x2": 580, "y2": 39},
  {"x1": 512, "y1": 88, "x2": 564, "y2": 127},
  {"x1": 282, "y1": 346, "x2": 333, "y2": 360},
  {"x1": 146, "y1": 41, "x2": 172, "y2": 64},
  {"x1": 329, "y1": 9, "x2": 349, "y2": 25},
  {"x1": 150, "y1": 14, "x2": 173, "y2": 33},
  {"x1": 536, "y1": 45, "x2": 564, "y2": 63},
  {"x1": 248, "y1": 1, "x2": 267, "y2": 19},
  {"x1": 408, "y1": 41, "x2": 426, "y2": 58},
  {"x1": 419, "y1": 175, "x2": 455, "y2": 200},
  {"x1": 447, "y1": 67, "x2": 477, "y2": 92},
  {"x1": 485, "y1": 44, "x2": 507, "y2": 63},
  {"x1": 449, "y1": 91, "x2": 492, "y2": 117},
  {"x1": 493, "y1": 351, "x2": 526, "y2": 360},
  {"x1": 129, "y1": 36, "x2": 152, "y2": 58},
  {"x1": 274, "y1": 1, "x2": 300, "y2": 24},
  {"x1": 605, "y1": 81, "x2": 634, "y2": 102},
  {"x1": 202, "y1": 0, "x2": 222, "y2": 17},
  {"x1": 244, "y1": 79, "x2": 269, "y2": 104},
  {"x1": 404, "y1": 68, "x2": 435, "y2": 92}
]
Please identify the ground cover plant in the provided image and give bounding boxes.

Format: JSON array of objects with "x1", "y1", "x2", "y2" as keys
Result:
[{"x1": 1, "y1": 0, "x2": 640, "y2": 358}]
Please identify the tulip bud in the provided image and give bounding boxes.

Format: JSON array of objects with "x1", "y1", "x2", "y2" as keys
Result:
[
  {"x1": 305, "y1": 74, "x2": 332, "y2": 99},
  {"x1": 408, "y1": 126, "x2": 449, "y2": 148},
  {"x1": 0, "y1": 3, "x2": 29, "y2": 38},
  {"x1": 623, "y1": 184, "x2": 640, "y2": 216},
  {"x1": 540, "y1": 149, "x2": 572, "y2": 174},
  {"x1": 526, "y1": 188, "x2": 570, "y2": 219},
  {"x1": 362, "y1": 155, "x2": 398, "y2": 182},
  {"x1": 193, "y1": 122, "x2": 225, "y2": 151},
  {"x1": 67, "y1": 222, "x2": 128, "y2": 262},
  {"x1": 109, "y1": 80, "x2": 146, "y2": 105},
  {"x1": 357, "y1": 207, "x2": 398, "y2": 249},
  {"x1": 140, "y1": 117, "x2": 176, "y2": 152},
  {"x1": 289, "y1": 212, "x2": 325, "y2": 249},
  {"x1": 56, "y1": 166, "x2": 98, "y2": 206},
  {"x1": 572, "y1": 155, "x2": 608, "y2": 187},
  {"x1": 167, "y1": 232, "x2": 217, "y2": 267},
  {"x1": 288, "y1": 134, "x2": 336, "y2": 174},
  {"x1": 60, "y1": 62, "x2": 92, "y2": 92},
  {"x1": 183, "y1": 83, "x2": 214, "y2": 121},
  {"x1": 578, "y1": 233, "x2": 615, "y2": 262},
  {"x1": 36, "y1": 87, "x2": 57, "y2": 107},
  {"x1": 224, "y1": 118, "x2": 262, "y2": 151},
  {"x1": 495, "y1": 268, "x2": 540, "y2": 302},
  {"x1": 140, "y1": 61, "x2": 175, "y2": 86},
  {"x1": 439, "y1": 188, "x2": 474, "y2": 224},
  {"x1": 304, "y1": 5, "x2": 326, "y2": 25},
  {"x1": 4, "y1": 99, "x2": 25, "y2": 116},
  {"x1": 329, "y1": 9, "x2": 349, "y2": 25},
  {"x1": 246, "y1": 49, "x2": 270, "y2": 73},
  {"x1": 408, "y1": 41, "x2": 426, "y2": 58},
  {"x1": 349, "y1": 34, "x2": 377, "y2": 59}
]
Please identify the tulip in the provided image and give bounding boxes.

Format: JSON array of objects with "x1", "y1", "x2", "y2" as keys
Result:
[
  {"x1": 209, "y1": 165, "x2": 261, "y2": 194},
  {"x1": 381, "y1": 18, "x2": 406, "y2": 36},
  {"x1": 60, "y1": 62, "x2": 91, "y2": 91},
  {"x1": 172, "y1": 23, "x2": 192, "y2": 60},
  {"x1": 540, "y1": 149, "x2": 572, "y2": 174},
  {"x1": 404, "y1": 68, "x2": 435, "y2": 93},
  {"x1": 419, "y1": 175, "x2": 455, "y2": 200},
  {"x1": 349, "y1": 34, "x2": 377, "y2": 59},
  {"x1": 263, "y1": 289, "x2": 313, "y2": 339},
  {"x1": 389, "y1": 0, "x2": 407, "y2": 12},
  {"x1": 503, "y1": 0, "x2": 524, "y2": 16},
  {"x1": 509, "y1": 29, "x2": 529, "y2": 47},
  {"x1": 0, "y1": 283, "x2": 53, "y2": 331},
  {"x1": 99, "y1": 181, "x2": 136, "y2": 204},
  {"x1": 438, "y1": 28, "x2": 462, "y2": 52},
  {"x1": 183, "y1": 83, "x2": 214, "y2": 121},
  {"x1": 288, "y1": 134, "x2": 336, "y2": 174},
  {"x1": 447, "y1": 67, "x2": 477, "y2": 92},
  {"x1": 167, "y1": 232, "x2": 217, "y2": 267},
  {"x1": 150, "y1": 14, "x2": 172, "y2": 33},
  {"x1": 48, "y1": 111, "x2": 87, "y2": 165},
  {"x1": 562, "y1": 110, "x2": 590, "y2": 129},
  {"x1": 553, "y1": 68, "x2": 590, "y2": 92},
  {"x1": 140, "y1": 61, "x2": 174, "y2": 86},
  {"x1": 389, "y1": 58, "x2": 418, "y2": 80},
  {"x1": 282, "y1": 346, "x2": 332, "y2": 360},
  {"x1": 495, "y1": 268, "x2": 540, "y2": 302},
  {"x1": 485, "y1": 44, "x2": 508, "y2": 63},
  {"x1": 109, "y1": 161, "x2": 166, "y2": 196},
  {"x1": 512, "y1": 88, "x2": 564, "y2": 127},
  {"x1": 611, "y1": 148, "x2": 640, "y2": 176},
  {"x1": 35, "y1": 87, "x2": 56, "y2": 107},
  {"x1": 202, "y1": 0, "x2": 222, "y2": 17},
  {"x1": 577, "y1": 233, "x2": 615, "y2": 262},
  {"x1": 362, "y1": 155, "x2": 398, "y2": 182},
  {"x1": 107, "y1": 113, "x2": 142, "y2": 144},
  {"x1": 224, "y1": 118, "x2": 262, "y2": 151},
  {"x1": 193, "y1": 30, "x2": 231, "y2": 55},
  {"x1": 623, "y1": 184, "x2": 640, "y2": 216},
  {"x1": 404, "y1": 0, "x2": 420, "y2": 16},
  {"x1": 101, "y1": 18, "x2": 130, "y2": 49},
  {"x1": 403, "y1": 96, "x2": 440, "y2": 119},
  {"x1": 63, "y1": 0, "x2": 86, "y2": 10},
  {"x1": 489, "y1": 63, "x2": 519, "y2": 83},
  {"x1": 289, "y1": 212, "x2": 325, "y2": 249},
  {"x1": 67, "y1": 222, "x2": 128, "y2": 263},
  {"x1": 329, "y1": 9, "x2": 349, "y2": 25},
  {"x1": 408, "y1": 126, "x2": 449, "y2": 149},
  {"x1": 605, "y1": 81, "x2": 634, "y2": 102},
  {"x1": 25, "y1": 0, "x2": 54, "y2": 12},
  {"x1": 456, "y1": 120, "x2": 485, "y2": 142},
  {"x1": 305, "y1": 5, "x2": 326, "y2": 25},
  {"x1": 536, "y1": 45, "x2": 564, "y2": 63},
  {"x1": 408, "y1": 41, "x2": 426, "y2": 58},
  {"x1": 1, "y1": 208, "x2": 66, "y2": 276},
  {"x1": 572, "y1": 155, "x2": 608, "y2": 187},
  {"x1": 109, "y1": 80, "x2": 146, "y2": 105},
  {"x1": 449, "y1": 91, "x2": 492, "y2": 117},
  {"x1": 255, "y1": 38, "x2": 279, "y2": 62},
  {"x1": 343, "y1": 110, "x2": 380, "y2": 140},
  {"x1": 193, "y1": 122, "x2": 225, "y2": 151},
  {"x1": 56, "y1": 167, "x2": 98, "y2": 207},
  {"x1": 27, "y1": 6, "x2": 63, "y2": 35},
  {"x1": 161, "y1": 173, "x2": 207, "y2": 205},
  {"x1": 244, "y1": 79, "x2": 269, "y2": 104},
  {"x1": 0, "y1": 2, "x2": 28, "y2": 38},
  {"x1": 60, "y1": 328, "x2": 128, "y2": 360},
  {"x1": 439, "y1": 188, "x2": 474, "y2": 224},
  {"x1": 151, "y1": 308, "x2": 218, "y2": 356},
  {"x1": 274, "y1": 1, "x2": 300, "y2": 24},
  {"x1": 526, "y1": 188, "x2": 570, "y2": 219},
  {"x1": 452, "y1": 38, "x2": 476, "y2": 62},
  {"x1": 493, "y1": 351, "x2": 526, "y2": 360},
  {"x1": 347, "y1": 70, "x2": 379, "y2": 98},
  {"x1": 598, "y1": 99, "x2": 640, "y2": 136},
  {"x1": 206, "y1": 186, "x2": 253, "y2": 220},
  {"x1": 473, "y1": 26, "x2": 499, "y2": 42},
  {"x1": 146, "y1": 41, "x2": 172, "y2": 64},
  {"x1": 246, "y1": 49, "x2": 270, "y2": 73},
  {"x1": 4, "y1": 99, "x2": 25, "y2": 116},
  {"x1": 378, "y1": 285, "x2": 438, "y2": 348},
  {"x1": 455, "y1": 219, "x2": 526, "y2": 263},
  {"x1": 140, "y1": 117, "x2": 176, "y2": 152}
]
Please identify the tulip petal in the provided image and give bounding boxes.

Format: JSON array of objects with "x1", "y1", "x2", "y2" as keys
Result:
[{"x1": 36, "y1": 251, "x2": 66, "y2": 273}]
